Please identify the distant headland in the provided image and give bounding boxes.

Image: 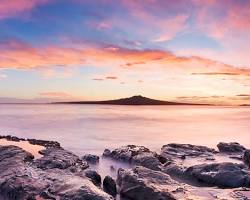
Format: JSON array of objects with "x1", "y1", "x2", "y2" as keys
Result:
[{"x1": 54, "y1": 95, "x2": 208, "y2": 106}]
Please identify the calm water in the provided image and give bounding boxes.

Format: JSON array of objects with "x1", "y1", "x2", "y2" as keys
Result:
[{"x1": 0, "y1": 104, "x2": 249, "y2": 155}]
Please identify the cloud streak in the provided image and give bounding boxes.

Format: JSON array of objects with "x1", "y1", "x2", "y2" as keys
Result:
[{"x1": 1, "y1": 39, "x2": 250, "y2": 78}]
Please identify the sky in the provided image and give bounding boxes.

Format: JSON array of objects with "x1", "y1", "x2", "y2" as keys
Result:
[{"x1": 0, "y1": 0, "x2": 250, "y2": 105}]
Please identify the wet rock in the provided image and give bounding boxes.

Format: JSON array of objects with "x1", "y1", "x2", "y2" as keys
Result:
[
  {"x1": 131, "y1": 152, "x2": 162, "y2": 170},
  {"x1": 103, "y1": 145, "x2": 164, "y2": 170},
  {"x1": 103, "y1": 176, "x2": 117, "y2": 197},
  {"x1": 110, "y1": 165, "x2": 116, "y2": 172},
  {"x1": 0, "y1": 145, "x2": 113, "y2": 200},
  {"x1": 0, "y1": 145, "x2": 49, "y2": 200},
  {"x1": 217, "y1": 142, "x2": 246, "y2": 153},
  {"x1": 82, "y1": 154, "x2": 100, "y2": 164},
  {"x1": 35, "y1": 148, "x2": 88, "y2": 170},
  {"x1": 185, "y1": 162, "x2": 250, "y2": 188},
  {"x1": 44, "y1": 172, "x2": 114, "y2": 200},
  {"x1": 27, "y1": 138, "x2": 61, "y2": 148},
  {"x1": 117, "y1": 166, "x2": 180, "y2": 200},
  {"x1": 0, "y1": 135, "x2": 25, "y2": 142},
  {"x1": 243, "y1": 149, "x2": 250, "y2": 167},
  {"x1": 161, "y1": 143, "x2": 216, "y2": 159},
  {"x1": 85, "y1": 170, "x2": 102, "y2": 186},
  {"x1": 103, "y1": 149, "x2": 111, "y2": 157}
]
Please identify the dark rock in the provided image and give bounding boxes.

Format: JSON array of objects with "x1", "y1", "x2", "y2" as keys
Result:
[
  {"x1": 82, "y1": 154, "x2": 100, "y2": 164},
  {"x1": 27, "y1": 138, "x2": 61, "y2": 148},
  {"x1": 0, "y1": 135, "x2": 25, "y2": 142},
  {"x1": 103, "y1": 149, "x2": 111, "y2": 157},
  {"x1": 117, "y1": 166, "x2": 180, "y2": 200},
  {"x1": 103, "y1": 145, "x2": 165, "y2": 170},
  {"x1": 85, "y1": 170, "x2": 102, "y2": 186},
  {"x1": 161, "y1": 143, "x2": 216, "y2": 159},
  {"x1": 110, "y1": 165, "x2": 116, "y2": 172},
  {"x1": 243, "y1": 150, "x2": 250, "y2": 167},
  {"x1": 35, "y1": 148, "x2": 88, "y2": 170},
  {"x1": 185, "y1": 162, "x2": 250, "y2": 188},
  {"x1": 217, "y1": 142, "x2": 246, "y2": 153},
  {"x1": 0, "y1": 145, "x2": 113, "y2": 200},
  {"x1": 103, "y1": 176, "x2": 117, "y2": 197}
]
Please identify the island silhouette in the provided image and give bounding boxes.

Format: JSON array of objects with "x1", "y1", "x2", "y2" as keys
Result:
[{"x1": 55, "y1": 95, "x2": 207, "y2": 105}]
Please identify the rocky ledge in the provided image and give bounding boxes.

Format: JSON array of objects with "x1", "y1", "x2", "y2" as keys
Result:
[{"x1": 0, "y1": 136, "x2": 250, "y2": 200}]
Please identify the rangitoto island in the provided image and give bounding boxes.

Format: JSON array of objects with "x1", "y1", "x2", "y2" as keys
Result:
[
  {"x1": 0, "y1": 135, "x2": 250, "y2": 199},
  {"x1": 54, "y1": 95, "x2": 207, "y2": 106}
]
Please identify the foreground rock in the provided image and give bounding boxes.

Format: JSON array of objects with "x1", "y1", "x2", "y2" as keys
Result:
[
  {"x1": 243, "y1": 149, "x2": 250, "y2": 167},
  {"x1": 0, "y1": 145, "x2": 113, "y2": 200},
  {"x1": 217, "y1": 142, "x2": 246, "y2": 153},
  {"x1": 35, "y1": 147, "x2": 88, "y2": 170},
  {"x1": 161, "y1": 143, "x2": 216, "y2": 159},
  {"x1": 85, "y1": 170, "x2": 102, "y2": 186},
  {"x1": 185, "y1": 162, "x2": 250, "y2": 188},
  {"x1": 82, "y1": 154, "x2": 100, "y2": 164},
  {"x1": 103, "y1": 145, "x2": 167, "y2": 170},
  {"x1": 103, "y1": 176, "x2": 117, "y2": 197},
  {"x1": 117, "y1": 166, "x2": 183, "y2": 200}
]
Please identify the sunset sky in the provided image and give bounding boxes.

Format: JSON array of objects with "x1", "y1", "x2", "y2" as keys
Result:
[{"x1": 0, "y1": 0, "x2": 250, "y2": 105}]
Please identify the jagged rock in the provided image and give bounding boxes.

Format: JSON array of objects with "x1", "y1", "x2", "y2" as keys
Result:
[
  {"x1": 102, "y1": 145, "x2": 164, "y2": 170},
  {"x1": 27, "y1": 138, "x2": 61, "y2": 148},
  {"x1": 85, "y1": 170, "x2": 102, "y2": 186},
  {"x1": 217, "y1": 142, "x2": 246, "y2": 153},
  {"x1": 82, "y1": 154, "x2": 100, "y2": 164},
  {"x1": 161, "y1": 143, "x2": 216, "y2": 159},
  {"x1": 35, "y1": 147, "x2": 88, "y2": 170},
  {"x1": 243, "y1": 150, "x2": 250, "y2": 167},
  {"x1": 0, "y1": 145, "x2": 113, "y2": 200},
  {"x1": 103, "y1": 149, "x2": 111, "y2": 157},
  {"x1": 103, "y1": 176, "x2": 117, "y2": 197},
  {"x1": 185, "y1": 162, "x2": 250, "y2": 188},
  {"x1": 117, "y1": 166, "x2": 181, "y2": 200}
]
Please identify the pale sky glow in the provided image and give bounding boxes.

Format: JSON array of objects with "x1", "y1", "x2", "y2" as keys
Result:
[{"x1": 0, "y1": 0, "x2": 250, "y2": 105}]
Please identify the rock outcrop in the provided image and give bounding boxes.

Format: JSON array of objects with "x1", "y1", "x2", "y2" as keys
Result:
[
  {"x1": 103, "y1": 145, "x2": 166, "y2": 170},
  {"x1": 0, "y1": 145, "x2": 113, "y2": 200},
  {"x1": 185, "y1": 162, "x2": 250, "y2": 188},
  {"x1": 217, "y1": 142, "x2": 246, "y2": 153},
  {"x1": 117, "y1": 166, "x2": 182, "y2": 200}
]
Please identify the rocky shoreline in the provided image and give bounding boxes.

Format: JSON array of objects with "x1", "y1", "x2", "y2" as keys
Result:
[{"x1": 0, "y1": 135, "x2": 250, "y2": 199}]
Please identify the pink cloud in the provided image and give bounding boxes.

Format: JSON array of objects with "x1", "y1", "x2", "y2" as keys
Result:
[
  {"x1": 0, "y1": 0, "x2": 49, "y2": 19},
  {"x1": 1, "y1": 39, "x2": 250, "y2": 77}
]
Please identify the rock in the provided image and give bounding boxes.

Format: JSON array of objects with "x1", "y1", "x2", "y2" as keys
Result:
[
  {"x1": 243, "y1": 150, "x2": 250, "y2": 167},
  {"x1": 85, "y1": 170, "x2": 102, "y2": 186},
  {"x1": 0, "y1": 135, "x2": 25, "y2": 142},
  {"x1": 103, "y1": 176, "x2": 117, "y2": 197},
  {"x1": 82, "y1": 154, "x2": 100, "y2": 164},
  {"x1": 110, "y1": 165, "x2": 116, "y2": 172},
  {"x1": 103, "y1": 145, "x2": 165, "y2": 170},
  {"x1": 161, "y1": 143, "x2": 216, "y2": 159},
  {"x1": 103, "y1": 149, "x2": 111, "y2": 157},
  {"x1": 131, "y1": 152, "x2": 162, "y2": 170},
  {"x1": 185, "y1": 162, "x2": 250, "y2": 188},
  {"x1": 44, "y1": 172, "x2": 114, "y2": 200},
  {"x1": 117, "y1": 166, "x2": 180, "y2": 200},
  {"x1": 217, "y1": 142, "x2": 246, "y2": 153},
  {"x1": 0, "y1": 145, "x2": 113, "y2": 200},
  {"x1": 27, "y1": 138, "x2": 61, "y2": 148},
  {"x1": 35, "y1": 148, "x2": 88, "y2": 170}
]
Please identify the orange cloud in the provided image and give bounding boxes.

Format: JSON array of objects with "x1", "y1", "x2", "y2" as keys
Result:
[
  {"x1": 105, "y1": 76, "x2": 118, "y2": 80},
  {"x1": 1, "y1": 39, "x2": 250, "y2": 77},
  {"x1": 0, "y1": 0, "x2": 49, "y2": 19}
]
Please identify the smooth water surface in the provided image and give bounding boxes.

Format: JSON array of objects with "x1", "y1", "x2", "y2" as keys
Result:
[{"x1": 0, "y1": 104, "x2": 249, "y2": 155}]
